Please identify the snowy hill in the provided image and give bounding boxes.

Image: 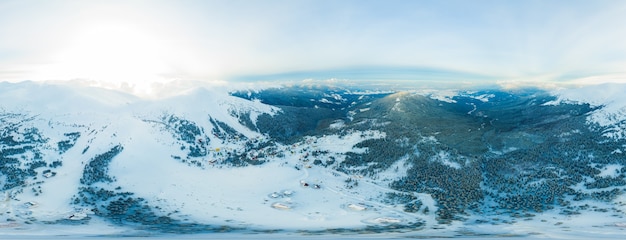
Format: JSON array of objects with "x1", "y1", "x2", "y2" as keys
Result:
[
  {"x1": 1, "y1": 81, "x2": 626, "y2": 239},
  {"x1": 550, "y1": 83, "x2": 626, "y2": 139}
]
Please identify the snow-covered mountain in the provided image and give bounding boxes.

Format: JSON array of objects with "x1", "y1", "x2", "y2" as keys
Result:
[{"x1": 1, "y1": 81, "x2": 626, "y2": 239}]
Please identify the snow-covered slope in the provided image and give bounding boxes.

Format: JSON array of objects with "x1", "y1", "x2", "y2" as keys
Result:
[
  {"x1": 549, "y1": 83, "x2": 626, "y2": 139},
  {"x1": 0, "y1": 82, "x2": 428, "y2": 236},
  {"x1": 2, "y1": 81, "x2": 626, "y2": 239}
]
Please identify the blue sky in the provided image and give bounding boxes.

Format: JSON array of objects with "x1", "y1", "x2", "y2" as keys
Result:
[{"x1": 1, "y1": 0, "x2": 626, "y2": 87}]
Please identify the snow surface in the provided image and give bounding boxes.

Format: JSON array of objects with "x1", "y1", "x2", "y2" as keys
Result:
[
  {"x1": 107, "y1": 128, "x2": 410, "y2": 230},
  {"x1": 430, "y1": 151, "x2": 462, "y2": 169},
  {"x1": 597, "y1": 164, "x2": 623, "y2": 178},
  {"x1": 471, "y1": 93, "x2": 495, "y2": 103},
  {"x1": 422, "y1": 89, "x2": 458, "y2": 103},
  {"x1": 550, "y1": 83, "x2": 626, "y2": 139}
]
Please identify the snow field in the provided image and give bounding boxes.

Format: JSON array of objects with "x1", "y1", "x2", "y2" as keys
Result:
[{"x1": 107, "y1": 125, "x2": 427, "y2": 230}]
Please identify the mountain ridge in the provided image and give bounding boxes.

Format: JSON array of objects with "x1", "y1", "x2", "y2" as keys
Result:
[{"x1": 1, "y1": 81, "x2": 626, "y2": 237}]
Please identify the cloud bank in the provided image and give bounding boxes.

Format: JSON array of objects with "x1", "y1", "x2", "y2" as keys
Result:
[{"x1": 1, "y1": 0, "x2": 626, "y2": 89}]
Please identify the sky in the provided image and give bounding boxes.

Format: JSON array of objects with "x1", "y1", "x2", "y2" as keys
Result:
[{"x1": 1, "y1": 0, "x2": 626, "y2": 94}]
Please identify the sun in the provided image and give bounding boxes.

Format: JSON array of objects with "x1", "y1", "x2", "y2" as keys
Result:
[{"x1": 45, "y1": 22, "x2": 174, "y2": 95}]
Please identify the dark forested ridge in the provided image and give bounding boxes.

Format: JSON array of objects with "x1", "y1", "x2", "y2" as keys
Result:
[{"x1": 234, "y1": 86, "x2": 626, "y2": 224}]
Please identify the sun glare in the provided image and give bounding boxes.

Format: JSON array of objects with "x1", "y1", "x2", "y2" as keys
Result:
[{"x1": 44, "y1": 23, "x2": 173, "y2": 95}]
